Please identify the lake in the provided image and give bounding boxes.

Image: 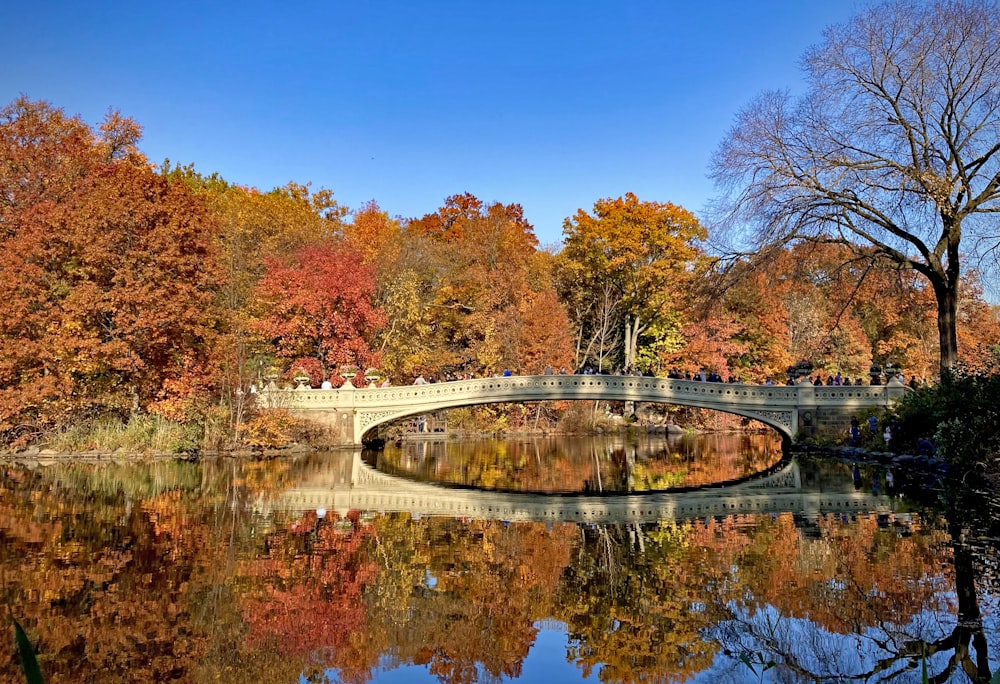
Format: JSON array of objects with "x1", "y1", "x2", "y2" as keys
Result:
[{"x1": 2, "y1": 432, "x2": 998, "y2": 683}]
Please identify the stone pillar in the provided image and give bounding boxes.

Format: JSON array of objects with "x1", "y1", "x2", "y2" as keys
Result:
[
  {"x1": 885, "y1": 376, "x2": 907, "y2": 404},
  {"x1": 795, "y1": 377, "x2": 817, "y2": 438}
]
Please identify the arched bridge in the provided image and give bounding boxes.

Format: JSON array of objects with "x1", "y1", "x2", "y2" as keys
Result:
[{"x1": 258, "y1": 375, "x2": 909, "y2": 446}]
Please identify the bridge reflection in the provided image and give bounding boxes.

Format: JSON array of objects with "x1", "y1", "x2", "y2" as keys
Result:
[{"x1": 269, "y1": 451, "x2": 899, "y2": 524}]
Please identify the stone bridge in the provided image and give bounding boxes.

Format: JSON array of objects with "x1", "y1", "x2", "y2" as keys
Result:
[
  {"x1": 258, "y1": 375, "x2": 909, "y2": 446},
  {"x1": 266, "y1": 452, "x2": 900, "y2": 524}
]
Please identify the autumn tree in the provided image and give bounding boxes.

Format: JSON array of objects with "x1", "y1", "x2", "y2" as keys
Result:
[
  {"x1": 954, "y1": 273, "x2": 1000, "y2": 372},
  {"x1": 515, "y1": 287, "x2": 576, "y2": 374},
  {"x1": 704, "y1": 262, "x2": 793, "y2": 380},
  {"x1": 710, "y1": 0, "x2": 1000, "y2": 377},
  {"x1": 404, "y1": 194, "x2": 573, "y2": 377},
  {"x1": 253, "y1": 242, "x2": 385, "y2": 375},
  {"x1": 343, "y1": 201, "x2": 440, "y2": 380},
  {"x1": 164, "y1": 167, "x2": 347, "y2": 436},
  {"x1": 0, "y1": 98, "x2": 222, "y2": 440},
  {"x1": 687, "y1": 242, "x2": 998, "y2": 382},
  {"x1": 556, "y1": 193, "x2": 705, "y2": 373}
]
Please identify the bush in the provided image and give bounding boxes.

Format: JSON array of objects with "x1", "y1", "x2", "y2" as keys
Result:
[
  {"x1": 241, "y1": 409, "x2": 319, "y2": 450},
  {"x1": 894, "y1": 371, "x2": 1000, "y2": 474}
]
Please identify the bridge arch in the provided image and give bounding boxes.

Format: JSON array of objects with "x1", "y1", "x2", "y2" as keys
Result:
[
  {"x1": 270, "y1": 453, "x2": 901, "y2": 524},
  {"x1": 352, "y1": 375, "x2": 799, "y2": 442},
  {"x1": 260, "y1": 374, "x2": 907, "y2": 446}
]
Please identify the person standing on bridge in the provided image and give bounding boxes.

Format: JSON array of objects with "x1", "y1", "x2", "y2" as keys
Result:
[{"x1": 414, "y1": 374, "x2": 428, "y2": 385}]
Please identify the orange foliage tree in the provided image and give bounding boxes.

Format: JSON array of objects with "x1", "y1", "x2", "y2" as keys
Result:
[
  {"x1": 0, "y1": 98, "x2": 222, "y2": 439},
  {"x1": 556, "y1": 193, "x2": 706, "y2": 374},
  {"x1": 677, "y1": 241, "x2": 997, "y2": 383},
  {"x1": 404, "y1": 194, "x2": 573, "y2": 377}
]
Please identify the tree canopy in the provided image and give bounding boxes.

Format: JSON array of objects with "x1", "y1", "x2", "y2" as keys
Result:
[
  {"x1": 0, "y1": 98, "x2": 221, "y2": 437},
  {"x1": 710, "y1": 0, "x2": 1000, "y2": 376},
  {"x1": 556, "y1": 193, "x2": 705, "y2": 373},
  {"x1": 1, "y1": 93, "x2": 997, "y2": 448}
]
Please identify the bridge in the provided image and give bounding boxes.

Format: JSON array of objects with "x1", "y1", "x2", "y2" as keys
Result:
[
  {"x1": 264, "y1": 451, "x2": 901, "y2": 524},
  {"x1": 257, "y1": 374, "x2": 909, "y2": 446}
]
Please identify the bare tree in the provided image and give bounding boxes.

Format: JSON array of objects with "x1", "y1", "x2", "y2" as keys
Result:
[{"x1": 710, "y1": 0, "x2": 1000, "y2": 376}]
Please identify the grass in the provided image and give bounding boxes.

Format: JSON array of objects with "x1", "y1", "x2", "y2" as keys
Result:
[
  {"x1": 42, "y1": 414, "x2": 201, "y2": 455},
  {"x1": 13, "y1": 616, "x2": 44, "y2": 684}
]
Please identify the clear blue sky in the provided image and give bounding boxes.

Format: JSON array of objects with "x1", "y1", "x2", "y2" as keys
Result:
[{"x1": 3, "y1": 0, "x2": 868, "y2": 247}]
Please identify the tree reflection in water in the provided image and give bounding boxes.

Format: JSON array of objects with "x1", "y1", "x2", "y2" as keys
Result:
[
  {"x1": 0, "y1": 445, "x2": 998, "y2": 683},
  {"x1": 702, "y1": 479, "x2": 1000, "y2": 683},
  {"x1": 370, "y1": 433, "x2": 784, "y2": 493}
]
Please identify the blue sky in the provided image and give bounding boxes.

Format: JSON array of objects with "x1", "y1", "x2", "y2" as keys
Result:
[{"x1": 3, "y1": 1, "x2": 867, "y2": 247}]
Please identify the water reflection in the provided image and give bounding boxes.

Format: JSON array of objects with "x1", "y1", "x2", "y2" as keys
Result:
[
  {"x1": 366, "y1": 432, "x2": 783, "y2": 493},
  {"x1": 1, "y1": 441, "x2": 998, "y2": 683}
]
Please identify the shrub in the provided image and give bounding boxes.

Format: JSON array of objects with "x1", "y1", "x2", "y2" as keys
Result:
[
  {"x1": 894, "y1": 371, "x2": 1000, "y2": 474},
  {"x1": 241, "y1": 409, "x2": 318, "y2": 450}
]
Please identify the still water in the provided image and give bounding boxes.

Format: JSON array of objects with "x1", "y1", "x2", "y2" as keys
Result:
[{"x1": 2, "y1": 433, "x2": 999, "y2": 683}]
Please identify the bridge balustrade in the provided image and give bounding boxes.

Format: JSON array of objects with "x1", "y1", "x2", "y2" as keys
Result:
[{"x1": 258, "y1": 374, "x2": 908, "y2": 446}]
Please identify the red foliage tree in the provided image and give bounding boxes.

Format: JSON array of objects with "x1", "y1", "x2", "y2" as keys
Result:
[{"x1": 253, "y1": 243, "x2": 386, "y2": 373}]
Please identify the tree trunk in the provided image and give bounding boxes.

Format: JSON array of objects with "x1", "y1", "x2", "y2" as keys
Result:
[
  {"x1": 933, "y1": 277, "x2": 959, "y2": 377},
  {"x1": 623, "y1": 314, "x2": 643, "y2": 371},
  {"x1": 950, "y1": 523, "x2": 992, "y2": 681}
]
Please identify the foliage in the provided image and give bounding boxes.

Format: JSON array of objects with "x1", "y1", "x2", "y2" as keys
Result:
[
  {"x1": 556, "y1": 192, "x2": 706, "y2": 372},
  {"x1": 285, "y1": 357, "x2": 326, "y2": 388},
  {"x1": 514, "y1": 289, "x2": 576, "y2": 373},
  {"x1": 894, "y1": 369, "x2": 1000, "y2": 474},
  {"x1": 241, "y1": 409, "x2": 319, "y2": 449},
  {"x1": 13, "y1": 617, "x2": 44, "y2": 684},
  {"x1": 680, "y1": 242, "x2": 997, "y2": 383},
  {"x1": 163, "y1": 168, "x2": 347, "y2": 445},
  {"x1": 253, "y1": 243, "x2": 385, "y2": 371},
  {"x1": 0, "y1": 98, "x2": 222, "y2": 442},
  {"x1": 401, "y1": 194, "x2": 572, "y2": 378},
  {"x1": 4, "y1": 95, "x2": 1000, "y2": 448}
]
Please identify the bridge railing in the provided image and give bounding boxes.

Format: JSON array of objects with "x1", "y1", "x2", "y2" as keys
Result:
[
  {"x1": 256, "y1": 374, "x2": 909, "y2": 444},
  {"x1": 259, "y1": 374, "x2": 907, "y2": 411}
]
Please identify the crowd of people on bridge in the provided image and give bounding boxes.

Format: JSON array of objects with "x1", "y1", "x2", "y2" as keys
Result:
[
  {"x1": 395, "y1": 366, "x2": 923, "y2": 387},
  {"x1": 298, "y1": 362, "x2": 926, "y2": 390}
]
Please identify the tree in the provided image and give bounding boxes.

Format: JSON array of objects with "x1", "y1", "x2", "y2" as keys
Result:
[
  {"x1": 253, "y1": 243, "x2": 385, "y2": 374},
  {"x1": 0, "y1": 98, "x2": 221, "y2": 439},
  {"x1": 710, "y1": 0, "x2": 1000, "y2": 377},
  {"x1": 556, "y1": 193, "x2": 705, "y2": 372},
  {"x1": 171, "y1": 172, "x2": 346, "y2": 440},
  {"x1": 406, "y1": 194, "x2": 562, "y2": 377},
  {"x1": 515, "y1": 289, "x2": 576, "y2": 373}
]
